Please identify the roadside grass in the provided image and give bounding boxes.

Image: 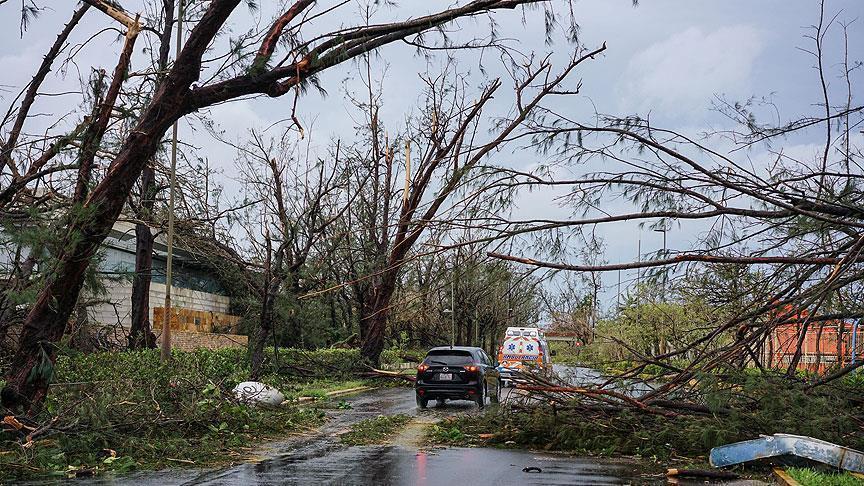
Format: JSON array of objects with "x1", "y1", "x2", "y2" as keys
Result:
[
  {"x1": 281, "y1": 379, "x2": 371, "y2": 401},
  {"x1": 786, "y1": 468, "x2": 864, "y2": 486},
  {"x1": 340, "y1": 414, "x2": 411, "y2": 446},
  {"x1": 0, "y1": 347, "x2": 376, "y2": 481}
]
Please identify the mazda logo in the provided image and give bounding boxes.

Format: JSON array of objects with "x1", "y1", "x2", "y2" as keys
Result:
[{"x1": 443, "y1": 366, "x2": 449, "y2": 372}]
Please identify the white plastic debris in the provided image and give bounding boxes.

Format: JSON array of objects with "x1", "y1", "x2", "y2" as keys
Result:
[{"x1": 232, "y1": 381, "x2": 285, "y2": 406}]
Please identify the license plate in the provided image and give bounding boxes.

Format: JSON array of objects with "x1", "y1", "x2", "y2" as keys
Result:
[{"x1": 438, "y1": 373, "x2": 452, "y2": 381}]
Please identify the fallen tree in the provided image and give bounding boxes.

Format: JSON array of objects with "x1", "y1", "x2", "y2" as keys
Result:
[{"x1": 0, "y1": 0, "x2": 571, "y2": 413}]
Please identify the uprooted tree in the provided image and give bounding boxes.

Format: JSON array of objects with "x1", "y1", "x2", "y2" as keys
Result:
[{"x1": 1, "y1": 0, "x2": 579, "y2": 412}]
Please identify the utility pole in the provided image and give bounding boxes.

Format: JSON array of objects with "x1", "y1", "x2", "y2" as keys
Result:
[
  {"x1": 654, "y1": 225, "x2": 668, "y2": 354},
  {"x1": 161, "y1": 0, "x2": 183, "y2": 362},
  {"x1": 636, "y1": 234, "x2": 642, "y2": 289},
  {"x1": 635, "y1": 231, "x2": 641, "y2": 331},
  {"x1": 654, "y1": 225, "x2": 668, "y2": 296}
]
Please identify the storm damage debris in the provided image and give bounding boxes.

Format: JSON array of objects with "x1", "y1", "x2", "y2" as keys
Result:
[
  {"x1": 666, "y1": 468, "x2": 740, "y2": 480},
  {"x1": 232, "y1": 381, "x2": 285, "y2": 406},
  {"x1": 709, "y1": 434, "x2": 864, "y2": 473}
]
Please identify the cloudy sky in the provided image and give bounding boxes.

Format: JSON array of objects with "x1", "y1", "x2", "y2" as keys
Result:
[{"x1": 1, "y1": 0, "x2": 861, "y2": 308}]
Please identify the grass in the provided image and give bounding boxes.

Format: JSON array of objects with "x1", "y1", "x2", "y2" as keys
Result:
[
  {"x1": 786, "y1": 468, "x2": 864, "y2": 486},
  {"x1": 340, "y1": 414, "x2": 411, "y2": 446},
  {"x1": 282, "y1": 379, "x2": 371, "y2": 401},
  {"x1": 1, "y1": 382, "x2": 328, "y2": 480},
  {"x1": 0, "y1": 347, "x2": 374, "y2": 481}
]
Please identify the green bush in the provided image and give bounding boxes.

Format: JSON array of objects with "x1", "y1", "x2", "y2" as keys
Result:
[
  {"x1": 0, "y1": 346, "x2": 372, "y2": 480},
  {"x1": 265, "y1": 347, "x2": 360, "y2": 378}
]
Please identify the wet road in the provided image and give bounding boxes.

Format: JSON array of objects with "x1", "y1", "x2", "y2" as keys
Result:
[{"x1": 83, "y1": 385, "x2": 650, "y2": 486}]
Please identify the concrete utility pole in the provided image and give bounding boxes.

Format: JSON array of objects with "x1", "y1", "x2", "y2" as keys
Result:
[{"x1": 161, "y1": 0, "x2": 183, "y2": 362}]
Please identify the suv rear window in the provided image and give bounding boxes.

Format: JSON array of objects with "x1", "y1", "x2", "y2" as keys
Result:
[{"x1": 424, "y1": 350, "x2": 474, "y2": 365}]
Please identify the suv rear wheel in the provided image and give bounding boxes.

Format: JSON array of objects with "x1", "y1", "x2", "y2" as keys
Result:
[
  {"x1": 416, "y1": 394, "x2": 428, "y2": 409},
  {"x1": 475, "y1": 384, "x2": 486, "y2": 408}
]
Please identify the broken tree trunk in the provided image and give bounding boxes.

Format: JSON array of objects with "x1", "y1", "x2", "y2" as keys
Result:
[
  {"x1": 1, "y1": 1, "x2": 240, "y2": 412},
  {"x1": 73, "y1": 16, "x2": 140, "y2": 202}
]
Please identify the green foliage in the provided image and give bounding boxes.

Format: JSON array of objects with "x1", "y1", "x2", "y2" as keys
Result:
[
  {"x1": 0, "y1": 347, "x2": 376, "y2": 481},
  {"x1": 380, "y1": 344, "x2": 424, "y2": 366},
  {"x1": 786, "y1": 468, "x2": 864, "y2": 486},
  {"x1": 340, "y1": 414, "x2": 411, "y2": 446},
  {"x1": 548, "y1": 342, "x2": 583, "y2": 365},
  {"x1": 429, "y1": 424, "x2": 466, "y2": 443},
  {"x1": 262, "y1": 347, "x2": 361, "y2": 383},
  {"x1": 430, "y1": 374, "x2": 864, "y2": 461}
]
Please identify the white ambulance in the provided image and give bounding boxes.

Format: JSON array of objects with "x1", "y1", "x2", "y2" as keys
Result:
[{"x1": 496, "y1": 326, "x2": 552, "y2": 386}]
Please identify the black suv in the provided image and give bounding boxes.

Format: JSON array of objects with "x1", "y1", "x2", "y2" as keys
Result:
[{"x1": 415, "y1": 346, "x2": 500, "y2": 408}]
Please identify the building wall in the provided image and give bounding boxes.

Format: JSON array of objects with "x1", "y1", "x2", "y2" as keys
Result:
[
  {"x1": 168, "y1": 331, "x2": 248, "y2": 351},
  {"x1": 86, "y1": 222, "x2": 244, "y2": 351},
  {"x1": 767, "y1": 322, "x2": 864, "y2": 372},
  {"x1": 88, "y1": 281, "x2": 232, "y2": 328}
]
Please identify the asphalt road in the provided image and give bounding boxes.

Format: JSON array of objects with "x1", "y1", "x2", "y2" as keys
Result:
[
  {"x1": 80, "y1": 385, "x2": 648, "y2": 486},
  {"x1": 58, "y1": 366, "x2": 768, "y2": 486}
]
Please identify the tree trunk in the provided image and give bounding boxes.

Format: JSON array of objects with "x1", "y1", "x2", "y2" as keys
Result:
[
  {"x1": 360, "y1": 278, "x2": 397, "y2": 364},
  {"x1": 1, "y1": 1, "x2": 239, "y2": 411},
  {"x1": 359, "y1": 311, "x2": 388, "y2": 365},
  {"x1": 128, "y1": 165, "x2": 157, "y2": 349},
  {"x1": 251, "y1": 282, "x2": 277, "y2": 380}
]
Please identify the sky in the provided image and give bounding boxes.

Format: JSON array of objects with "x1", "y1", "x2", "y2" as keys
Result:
[{"x1": 1, "y1": 0, "x2": 861, "y2": 311}]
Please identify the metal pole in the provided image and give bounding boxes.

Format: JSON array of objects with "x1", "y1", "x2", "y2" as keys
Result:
[
  {"x1": 161, "y1": 0, "x2": 183, "y2": 362},
  {"x1": 636, "y1": 234, "x2": 642, "y2": 288},
  {"x1": 654, "y1": 226, "x2": 668, "y2": 295},
  {"x1": 636, "y1": 232, "x2": 641, "y2": 329},
  {"x1": 662, "y1": 228, "x2": 667, "y2": 287},
  {"x1": 663, "y1": 229, "x2": 667, "y2": 257}
]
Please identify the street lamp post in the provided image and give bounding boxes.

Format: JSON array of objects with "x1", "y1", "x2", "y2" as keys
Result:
[
  {"x1": 653, "y1": 225, "x2": 668, "y2": 288},
  {"x1": 654, "y1": 226, "x2": 667, "y2": 257},
  {"x1": 653, "y1": 225, "x2": 669, "y2": 355}
]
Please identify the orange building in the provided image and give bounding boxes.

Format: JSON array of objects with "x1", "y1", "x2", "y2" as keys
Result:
[{"x1": 766, "y1": 317, "x2": 863, "y2": 373}]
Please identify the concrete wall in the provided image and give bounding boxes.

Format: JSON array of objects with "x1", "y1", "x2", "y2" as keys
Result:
[
  {"x1": 88, "y1": 281, "x2": 231, "y2": 328},
  {"x1": 163, "y1": 330, "x2": 248, "y2": 351}
]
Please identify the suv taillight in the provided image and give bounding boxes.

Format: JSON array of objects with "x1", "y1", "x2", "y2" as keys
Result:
[
  {"x1": 417, "y1": 364, "x2": 429, "y2": 372},
  {"x1": 466, "y1": 365, "x2": 479, "y2": 372}
]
